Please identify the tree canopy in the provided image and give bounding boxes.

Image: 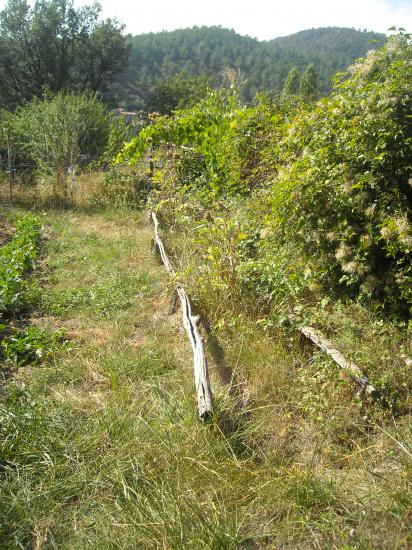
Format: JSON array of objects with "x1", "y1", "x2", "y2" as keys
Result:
[
  {"x1": 145, "y1": 74, "x2": 210, "y2": 115},
  {"x1": 300, "y1": 63, "x2": 318, "y2": 101},
  {"x1": 283, "y1": 67, "x2": 299, "y2": 96},
  {"x1": 0, "y1": 0, "x2": 130, "y2": 109}
]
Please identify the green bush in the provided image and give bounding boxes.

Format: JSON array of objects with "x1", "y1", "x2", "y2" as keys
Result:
[
  {"x1": 0, "y1": 215, "x2": 41, "y2": 317},
  {"x1": 7, "y1": 93, "x2": 129, "y2": 196},
  {"x1": 98, "y1": 166, "x2": 152, "y2": 209},
  {"x1": 259, "y1": 34, "x2": 412, "y2": 316}
]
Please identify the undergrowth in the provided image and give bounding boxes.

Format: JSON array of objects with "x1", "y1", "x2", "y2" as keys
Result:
[{"x1": 117, "y1": 33, "x2": 412, "y2": 412}]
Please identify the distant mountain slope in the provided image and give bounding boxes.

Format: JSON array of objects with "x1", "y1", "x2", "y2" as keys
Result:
[
  {"x1": 108, "y1": 26, "x2": 385, "y2": 110},
  {"x1": 270, "y1": 27, "x2": 384, "y2": 79}
]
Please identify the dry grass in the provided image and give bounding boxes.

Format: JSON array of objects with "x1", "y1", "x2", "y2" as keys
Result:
[
  {"x1": 157, "y1": 214, "x2": 412, "y2": 549},
  {"x1": 0, "y1": 171, "x2": 107, "y2": 212},
  {"x1": 0, "y1": 202, "x2": 411, "y2": 549}
]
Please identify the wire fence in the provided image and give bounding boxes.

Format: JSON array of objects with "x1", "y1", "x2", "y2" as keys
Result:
[
  {"x1": 1, "y1": 163, "x2": 79, "y2": 205},
  {"x1": 0, "y1": 136, "x2": 96, "y2": 205},
  {"x1": 1, "y1": 141, "x2": 165, "y2": 205}
]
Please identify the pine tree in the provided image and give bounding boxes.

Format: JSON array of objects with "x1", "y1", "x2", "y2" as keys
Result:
[
  {"x1": 282, "y1": 67, "x2": 299, "y2": 96},
  {"x1": 300, "y1": 63, "x2": 318, "y2": 101}
]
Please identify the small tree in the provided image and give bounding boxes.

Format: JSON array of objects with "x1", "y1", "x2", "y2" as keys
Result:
[
  {"x1": 300, "y1": 63, "x2": 318, "y2": 101},
  {"x1": 146, "y1": 74, "x2": 210, "y2": 115},
  {"x1": 282, "y1": 67, "x2": 299, "y2": 96},
  {"x1": 14, "y1": 92, "x2": 112, "y2": 195}
]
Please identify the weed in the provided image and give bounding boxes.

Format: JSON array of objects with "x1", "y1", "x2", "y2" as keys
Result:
[
  {"x1": 44, "y1": 272, "x2": 151, "y2": 319},
  {"x1": 1, "y1": 325, "x2": 66, "y2": 366}
]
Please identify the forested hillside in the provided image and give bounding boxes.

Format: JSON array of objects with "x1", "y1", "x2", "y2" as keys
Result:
[{"x1": 108, "y1": 26, "x2": 385, "y2": 110}]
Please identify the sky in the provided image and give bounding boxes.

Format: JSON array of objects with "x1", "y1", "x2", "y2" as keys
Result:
[{"x1": 1, "y1": 0, "x2": 411, "y2": 39}]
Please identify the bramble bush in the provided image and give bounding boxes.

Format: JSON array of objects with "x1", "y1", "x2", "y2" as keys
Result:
[{"x1": 259, "y1": 33, "x2": 412, "y2": 317}]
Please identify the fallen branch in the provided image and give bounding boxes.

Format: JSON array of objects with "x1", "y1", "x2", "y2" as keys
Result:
[
  {"x1": 401, "y1": 354, "x2": 412, "y2": 369},
  {"x1": 300, "y1": 325, "x2": 376, "y2": 396},
  {"x1": 151, "y1": 212, "x2": 213, "y2": 420}
]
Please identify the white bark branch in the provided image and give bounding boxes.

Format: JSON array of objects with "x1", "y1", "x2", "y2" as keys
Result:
[
  {"x1": 151, "y1": 212, "x2": 213, "y2": 420},
  {"x1": 301, "y1": 325, "x2": 376, "y2": 396}
]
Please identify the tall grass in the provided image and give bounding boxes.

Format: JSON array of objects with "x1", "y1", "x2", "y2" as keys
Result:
[{"x1": 0, "y1": 206, "x2": 411, "y2": 549}]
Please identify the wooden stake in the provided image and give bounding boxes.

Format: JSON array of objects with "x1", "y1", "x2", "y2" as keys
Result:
[
  {"x1": 69, "y1": 165, "x2": 75, "y2": 199},
  {"x1": 149, "y1": 145, "x2": 155, "y2": 177},
  {"x1": 6, "y1": 135, "x2": 13, "y2": 205},
  {"x1": 301, "y1": 325, "x2": 376, "y2": 396},
  {"x1": 151, "y1": 212, "x2": 213, "y2": 420}
]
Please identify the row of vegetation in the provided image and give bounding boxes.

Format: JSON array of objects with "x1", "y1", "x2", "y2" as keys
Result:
[
  {"x1": 0, "y1": 215, "x2": 41, "y2": 317},
  {"x1": 0, "y1": 215, "x2": 60, "y2": 371},
  {"x1": 118, "y1": 33, "x2": 412, "y2": 408}
]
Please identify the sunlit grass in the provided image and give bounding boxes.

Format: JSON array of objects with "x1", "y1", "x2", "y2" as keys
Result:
[{"x1": 0, "y1": 206, "x2": 411, "y2": 549}]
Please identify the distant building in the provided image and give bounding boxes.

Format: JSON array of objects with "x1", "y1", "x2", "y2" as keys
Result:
[{"x1": 112, "y1": 108, "x2": 143, "y2": 124}]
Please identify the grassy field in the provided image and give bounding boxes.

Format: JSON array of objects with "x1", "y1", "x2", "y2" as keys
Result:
[{"x1": 0, "y1": 206, "x2": 411, "y2": 549}]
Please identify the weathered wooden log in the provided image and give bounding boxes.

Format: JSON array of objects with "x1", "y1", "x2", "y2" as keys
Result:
[
  {"x1": 301, "y1": 325, "x2": 376, "y2": 396},
  {"x1": 151, "y1": 212, "x2": 213, "y2": 420},
  {"x1": 401, "y1": 354, "x2": 412, "y2": 369},
  {"x1": 168, "y1": 289, "x2": 179, "y2": 315}
]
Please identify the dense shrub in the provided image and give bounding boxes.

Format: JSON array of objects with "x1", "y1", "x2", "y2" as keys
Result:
[
  {"x1": 258, "y1": 34, "x2": 412, "y2": 316},
  {"x1": 3, "y1": 92, "x2": 130, "y2": 196},
  {"x1": 98, "y1": 166, "x2": 152, "y2": 209},
  {"x1": 118, "y1": 89, "x2": 241, "y2": 194}
]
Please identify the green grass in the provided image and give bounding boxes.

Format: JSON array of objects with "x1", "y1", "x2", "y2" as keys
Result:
[{"x1": 0, "y1": 207, "x2": 411, "y2": 549}]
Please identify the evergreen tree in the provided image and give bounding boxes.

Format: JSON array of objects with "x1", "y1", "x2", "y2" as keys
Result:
[
  {"x1": 282, "y1": 67, "x2": 299, "y2": 95},
  {"x1": 300, "y1": 63, "x2": 318, "y2": 101},
  {"x1": 108, "y1": 27, "x2": 385, "y2": 111}
]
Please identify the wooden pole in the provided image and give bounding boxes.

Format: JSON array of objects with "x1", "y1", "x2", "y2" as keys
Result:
[
  {"x1": 149, "y1": 145, "x2": 155, "y2": 177},
  {"x1": 301, "y1": 325, "x2": 376, "y2": 396},
  {"x1": 69, "y1": 165, "x2": 75, "y2": 199},
  {"x1": 151, "y1": 212, "x2": 213, "y2": 420},
  {"x1": 6, "y1": 135, "x2": 12, "y2": 205}
]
